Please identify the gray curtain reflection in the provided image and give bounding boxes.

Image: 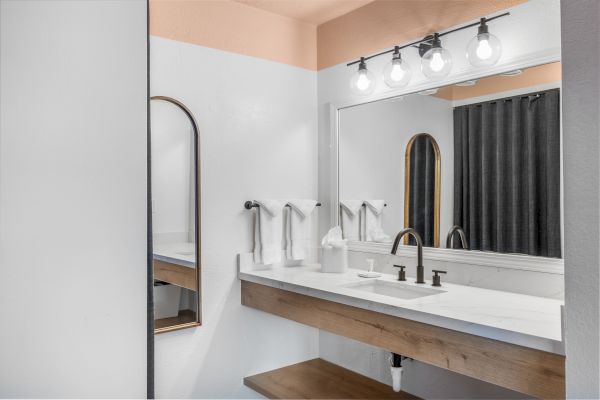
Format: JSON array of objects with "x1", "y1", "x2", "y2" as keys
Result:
[
  {"x1": 453, "y1": 89, "x2": 561, "y2": 257},
  {"x1": 408, "y1": 134, "x2": 436, "y2": 247}
]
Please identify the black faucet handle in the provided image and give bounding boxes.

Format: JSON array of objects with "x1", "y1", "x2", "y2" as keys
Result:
[
  {"x1": 432, "y1": 270, "x2": 447, "y2": 287},
  {"x1": 393, "y1": 265, "x2": 406, "y2": 281}
]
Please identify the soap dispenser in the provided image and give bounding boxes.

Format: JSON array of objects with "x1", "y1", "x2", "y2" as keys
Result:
[{"x1": 358, "y1": 259, "x2": 382, "y2": 278}]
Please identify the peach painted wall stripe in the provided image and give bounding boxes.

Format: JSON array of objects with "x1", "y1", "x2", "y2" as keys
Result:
[
  {"x1": 150, "y1": 0, "x2": 317, "y2": 70},
  {"x1": 317, "y1": 0, "x2": 527, "y2": 70}
]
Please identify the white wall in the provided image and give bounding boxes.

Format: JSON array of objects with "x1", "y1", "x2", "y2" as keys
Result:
[
  {"x1": 0, "y1": 0, "x2": 147, "y2": 397},
  {"x1": 150, "y1": 36, "x2": 319, "y2": 398},
  {"x1": 339, "y1": 94, "x2": 454, "y2": 239},
  {"x1": 561, "y1": 1, "x2": 600, "y2": 397},
  {"x1": 317, "y1": 1, "x2": 563, "y2": 397}
]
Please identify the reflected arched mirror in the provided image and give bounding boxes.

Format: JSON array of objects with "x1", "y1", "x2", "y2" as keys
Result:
[
  {"x1": 404, "y1": 133, "x2": 440, "y2": 247},
  {"x1": 150, "y1": 96, "x2": 201, "y2": 333}
]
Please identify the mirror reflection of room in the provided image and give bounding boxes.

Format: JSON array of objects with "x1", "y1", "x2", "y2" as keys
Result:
[
  {"x1": 339, "y1": 62, "x2": 562, "y2": 258},
  {"x1": 150, "y1": 97, "x2": 200, "y2": 332}
]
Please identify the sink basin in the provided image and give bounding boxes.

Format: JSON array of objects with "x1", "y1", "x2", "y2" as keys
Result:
[{"x1": 343, "y1": 279, "x2": 445, "y2": 300}]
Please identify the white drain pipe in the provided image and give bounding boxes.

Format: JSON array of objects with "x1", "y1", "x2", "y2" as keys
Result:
[{"x1": 389, "y1": 353, "x2": 404, "y2": 392}]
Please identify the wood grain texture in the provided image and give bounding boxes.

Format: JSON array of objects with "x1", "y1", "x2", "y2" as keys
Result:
[
  {"x1": 241, "y1": 281, "x2": 565, "y2": 399},
  {"x1": 154, "y1": 259, "x2": 196, "y2": 291},
  {"x1": 244, "y1": 358, "x2": 419, "y2": 399}
]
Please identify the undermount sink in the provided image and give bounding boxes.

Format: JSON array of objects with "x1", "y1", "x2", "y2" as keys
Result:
[{"x1": 343, "y1": 279, "x2": 445, "y2": 300}]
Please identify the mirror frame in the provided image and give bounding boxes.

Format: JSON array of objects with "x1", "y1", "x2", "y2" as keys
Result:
[
  {"x1": 150, "y1": 95, "x2": 202, "y2": 334},
  {"x1": 329, "y1": 49, "x2": 564, "y2": 275},
  {"x1": 403, "y1": 133, "x2": 441, "y2": 247}
]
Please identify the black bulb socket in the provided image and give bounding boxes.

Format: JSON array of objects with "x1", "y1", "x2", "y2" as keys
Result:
[
  {"x1": 358, "y1": 57, "x2": 367, "y2": 70},
  {"x1": 478, "y1": 18, "x2": 489, "y2": 35}
]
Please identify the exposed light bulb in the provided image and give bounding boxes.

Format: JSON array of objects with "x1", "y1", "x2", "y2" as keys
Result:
[
  {"x1": 356, "y1": 71, "x2": 371, "y2": 91},
  {"x1": 429, "y1": 51, "x2": 445, "y2": 72},
  {"x1": 421, "y1": 34, "x2": 452, "y2": 79},
  {"x1": 390, "y1": 64, "x2": 405, "y2": 81},
  {"x1": 466, "y1": 19, "x2": 502, "y2": 67},
  {"x1": 476, "y1": 37, "x2": 492, "y2": 59},
  {"x1": 349, "y1": 57, "x2": 376, "y2": 95},
  {"x1": 383, "y1": 48, "x2": 412, "y2": 88}
]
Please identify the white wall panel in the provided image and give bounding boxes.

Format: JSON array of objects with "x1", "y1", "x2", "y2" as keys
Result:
[
  {"x1": 0, "y1": 0, "x2": 148, "y2": 396},
  {"x1": 150, "y1": 36, "x2": 319, "y2": 398}
]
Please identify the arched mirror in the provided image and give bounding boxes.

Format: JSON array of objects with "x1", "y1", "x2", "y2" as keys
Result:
[
  {"x1": 150, "y1": 96, "x2": 201, "y2": 333},
  {"x1": 404, "y1": 133, "x2": 440, "y2": 247}
]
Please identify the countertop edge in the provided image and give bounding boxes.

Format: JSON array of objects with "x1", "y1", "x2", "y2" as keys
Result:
[{"x1": 238, "y1": 270, "x2": 565, "y2": 355}]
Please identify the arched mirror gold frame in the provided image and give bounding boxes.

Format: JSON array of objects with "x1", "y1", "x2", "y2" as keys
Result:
[
  {"x1": 403, "y1": 133, "x2": 441, "y2": 247},
  {"x1": 150, "y1": 95, "x2": 202, "y2": 334}
]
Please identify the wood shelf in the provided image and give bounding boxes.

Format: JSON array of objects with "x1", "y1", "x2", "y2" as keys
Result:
[
  {"x1": 154, "y1": 259, "x2": 196, "y2": 290},
  {"x1": 244, "y1": 358, "x2": 419, "y2": 399},
  {"x1": 154, "y1": 309, "x2": 196, "y2": 330}
]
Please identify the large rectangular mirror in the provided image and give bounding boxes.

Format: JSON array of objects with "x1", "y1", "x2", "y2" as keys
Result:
[
  {"x1": 150, "y1": 96, "x2": 201, "y2": 333},
  {"x1": 338, "y1": 62, "x2": 562, "y2": 258}
]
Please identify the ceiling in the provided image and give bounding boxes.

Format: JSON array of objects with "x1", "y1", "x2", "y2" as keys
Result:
[{"x1": 232, "y1": 0, "x2": 375, "y2": 25}]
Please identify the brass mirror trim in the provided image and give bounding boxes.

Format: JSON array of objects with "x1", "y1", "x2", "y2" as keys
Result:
[
  {"x1": 403, "y1": 133, "x2": 441, "y2": 247},
  {"x1": 150, "y1": 95, "x2": 202, "y2": 334}
]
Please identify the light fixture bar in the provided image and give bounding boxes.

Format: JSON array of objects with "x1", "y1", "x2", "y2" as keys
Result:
[{"x1": 346, "y1": 12, "x2": 510, "y2": 67}]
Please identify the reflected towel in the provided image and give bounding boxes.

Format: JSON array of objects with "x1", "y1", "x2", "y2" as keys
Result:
[
  {"x1": 340, "y1": 200, "x2": 363, "y2": 241},
  {"x1": 363, "y1": 200, "x2": 385, "y2": 242}
]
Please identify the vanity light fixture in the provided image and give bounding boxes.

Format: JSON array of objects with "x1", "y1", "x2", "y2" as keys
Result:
[
  {"x1": 383, "y1": 46, "x2": 412, "y2": 88},
  {"x1": 466, "y1": 18, "x2": 502, "y2": 67},
  {"x1": 421, "y1": 33, "x2": 453, "y2": 79},
  {"x1": 346, "y1": 12, "x2": 510, "y2": 95},
  {"x1": 350, "y1": 57, "x2": 376, "y2": 95}
]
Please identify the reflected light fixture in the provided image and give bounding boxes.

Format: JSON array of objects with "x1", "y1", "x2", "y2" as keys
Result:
[
  {"x1": 466, "y1": 18, "x2": 502, "y2": 67},
  {"x1": 421, "y1": 33, "x2": 453, "y2": 79},
  {"x1": 383, "y1": 46, "x2": 412, "y2": 88},
  {"x1": 350, "y1": 57, "x2": 376, "y2": 95}
]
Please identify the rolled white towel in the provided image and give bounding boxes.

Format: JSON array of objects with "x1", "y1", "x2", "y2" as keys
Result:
[{"x1": 340, "y1": 200, "x2": 363, "y2": 241}]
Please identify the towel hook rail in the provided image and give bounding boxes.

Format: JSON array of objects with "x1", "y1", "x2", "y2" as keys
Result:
[{"x1": 244, "y1": 201, "x2": 322, "y2": 210}]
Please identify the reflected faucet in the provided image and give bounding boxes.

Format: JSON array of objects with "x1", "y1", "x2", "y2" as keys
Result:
[
  {"x1": 391, "y1": 228, "x2": 425, "y2": 284},
  {"x1": 446, "y1": 225, "x2": 469, "y2": 250}
]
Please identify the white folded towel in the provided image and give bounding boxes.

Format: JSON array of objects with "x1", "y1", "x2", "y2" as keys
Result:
[
  {"x1": 285, "y1": 199, "x2": 317, "y2": 261},
  {"x1": 253, "y1": 199, "x2": 286, "y2": 265},
  {"x1": 340, "y1": 200, "x2": 363, "y2": 241},
  {"x1": 363, "y1": 200, "x2": 386, "y2": 242}
]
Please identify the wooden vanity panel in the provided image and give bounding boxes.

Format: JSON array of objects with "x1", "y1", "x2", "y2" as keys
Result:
[
  {"x1": 241, "y1": 281, "x2": 565, "y2": 399},
  {"x1": 154, "y1": 259, "x2": 196, "y2": 291}
]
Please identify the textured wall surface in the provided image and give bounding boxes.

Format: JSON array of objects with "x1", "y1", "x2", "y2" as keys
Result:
[
  {"x1": 561, "y1": 0, "x2": 600, "y2": 397},
  {"x1": 0, "y1": 0, "x2": 148, "y2": 396}
]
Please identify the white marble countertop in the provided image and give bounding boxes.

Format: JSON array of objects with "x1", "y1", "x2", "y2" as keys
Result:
[
  {"x1": 153, "y1": 242, "x2": 195, "y2": 268},
  {"x1": 238, "y1": 260, "x2": 564, "y2": 354}
]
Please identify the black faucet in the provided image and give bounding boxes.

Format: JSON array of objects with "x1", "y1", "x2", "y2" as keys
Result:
[
  {"x1": 391, "y1": 228, "x2": 425, "y2": 284},
  {"x1": 446, "y1": 225, "x2": 469, "y2": 250}
]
